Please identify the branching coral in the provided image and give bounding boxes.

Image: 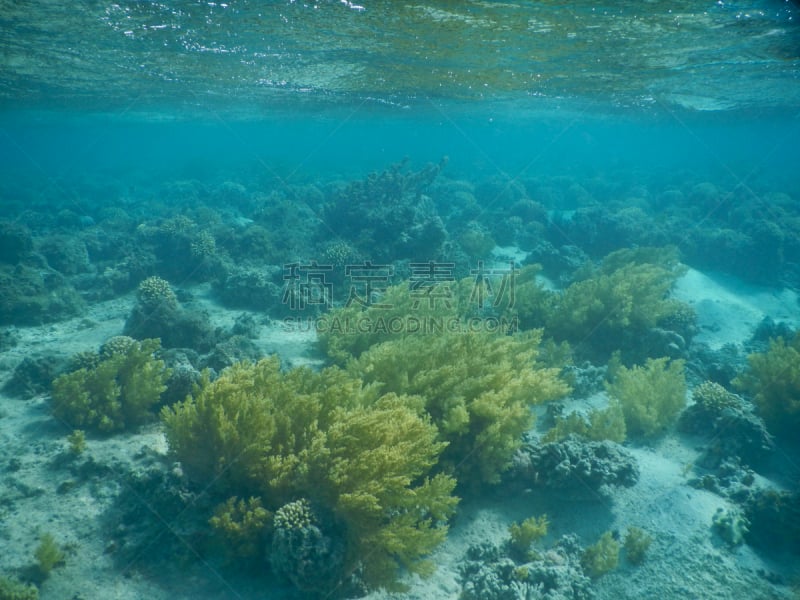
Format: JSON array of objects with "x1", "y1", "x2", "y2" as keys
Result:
[
  {"x1": 349, "y1": 330, "x2": 569, "y2": 484},
  {"x1": 136, "y1": 276, "x2": 178, "y2": 309},
  {"x1": 161, "y1": 357, "x2": 458, "y2": 591},
  {"x1": 51, "y1": 338, "x2": 170, "y2": 432}
]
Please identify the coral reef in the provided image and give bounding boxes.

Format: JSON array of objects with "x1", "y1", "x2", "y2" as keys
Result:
[
  {"x1": 0, "y1": 264, "x2": 84, "y2": 326},
  {"x1": 460, "y1": 535, "x2": 594, "y2": 600},
  {"x1": 0, "y1": 221, "x2": 33, "y2": 264},
  {"x1": 559, "y1": 362, "x2": 607, "y2": 399},
  {"x1": 678, "y1": 381, "x2": 774, "y2": 468},
  {"x1": 350, "y1": 330, "x2": 569, "y2": 484},
  {"x1": 2, "y1": 355, "x2": 68, "y2": 399},
  {"x1": 322, "y1": 158, "x2": 448, "y2": 261},
  {"x1": 711, "y1": 508, "x2": 749, "y2": 547},
  {"x1": 687, "y1": 457, "x2": 756, "y2": 504},
  {"x1": 622, "y1": 527, "x2": 652, "y2": 565},
  {"x1": 0, "y1": 576, "x2": 38, "y2": 600},
  {"x1": 269, "y1": 499, "x2": 348, "y2": 594},
  {"x1": 509, "y1": 435, "x2": 639, "y2": 497},
  {"x1": 743, "y1": 489, "x2": 800, "y2": 555},
  {"x1": 580, "y1": 531, "x2": 619, "y2": 578},
  {"x1": 200, "y1": 335, "x2": 261, "y2": 373},
  {"x1": 605, "y1": 357, "x2": 686, "y2": 438},
  {"x1": 36, "y1": 235, "x2": 90, "y2": 275},
  {"x1": 161, "y1": 357, "x2": 458, "y2": 591},
  {"x1": 51, "y1": 338, "x2": 170, "y2": 432},
  {"x1": 124, "y1": 278, "x2": 217, "y2": 352},
  {"x1": 734, "y1": 333, "x2": 800, "y2": 442},
  {"x1": 214, "y1": 268, "x2": 282, "y2": 312}
]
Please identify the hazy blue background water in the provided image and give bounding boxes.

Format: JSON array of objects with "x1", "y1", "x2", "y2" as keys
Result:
[{"x1": 1, "y1": 0, "x2": 799, "y2": 202}]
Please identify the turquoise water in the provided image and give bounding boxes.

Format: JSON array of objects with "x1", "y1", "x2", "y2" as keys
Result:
[
  {"x1": 2, "y1": 2, "x2": 800, "y2": 600},
  {"x1": 2, "y1": 1, "x2": 799, "y2": 197}
]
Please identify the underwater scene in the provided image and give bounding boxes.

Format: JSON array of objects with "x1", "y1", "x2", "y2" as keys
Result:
[{"x1": 1, "y1": 1, "x2": 800, "y2": 599}]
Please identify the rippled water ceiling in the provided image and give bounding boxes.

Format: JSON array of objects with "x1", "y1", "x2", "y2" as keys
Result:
[{"x1": 0, "y1": 1, "x2": 798, "y2": 113}]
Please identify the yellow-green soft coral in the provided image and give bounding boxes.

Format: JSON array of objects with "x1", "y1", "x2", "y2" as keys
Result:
[
  {"x1": 605, "y1": 357, "x2": 686, "y2": 438},
  {"x1": 734, "y1": 334, "x2": 800, "y2": 438},
  {"x1": 209, "y1": 496, "x2": 271, "y2": 560},
  {"x1": 511, "y1": 247, "x2": 691, "y2": 356},
  {"x1": 545, "y1": 248, "x2": 685, "y2": 340},
  {"x1": 543, "y1": 403, "x2": 626, "y2": 443},
  {"x1": 317, "y1": 277, "x2": 490, "y2": 365},
  {"x1": 349, "y1": 330, "x2": 569, "y2": 484},
  {"x1": 51, "y1": 338, "x2": 170, "y2": 432},
  {"x1": 161, "y1": 357, "x2": 458, "y2": 591}
]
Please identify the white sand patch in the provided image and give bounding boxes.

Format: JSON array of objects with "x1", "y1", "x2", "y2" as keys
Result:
[{"x1": 673, "y1": 268, "x2": 799, "y2": 349}]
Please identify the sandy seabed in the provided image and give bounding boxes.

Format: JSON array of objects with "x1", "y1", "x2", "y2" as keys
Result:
[{"x1": 0, "y1": 269, "x2": 798, "y2": 600}]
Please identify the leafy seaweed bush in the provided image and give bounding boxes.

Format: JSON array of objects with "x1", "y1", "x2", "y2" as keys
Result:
[
  {"x1": 51, "y1": 338, "x2": 170, "y2": 432},
  {"x1": 734, "y1": 334, "x2": 800, "y2": 439},
  {"x1": 162, "y1": 357, "x2": 458, "y2": 591},
  {"x1": 349, "y1": 330, "x2": 569, "y2": 484},
  {"x1": 605, "y1": 357, "x2": 686, "y2": 438}
]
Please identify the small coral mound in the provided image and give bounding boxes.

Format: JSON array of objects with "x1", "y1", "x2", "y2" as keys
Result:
[
  {"x1": 712, "y1": 508, "x2": 749, "y2": 547},
  {"x1": 509, "y1": 435, "x2": 639, "y2": 497},
  {"x1": 679, "y1": 381, "x2": 774, "y2": 468},
  {"x1": 460, "y1": 535, "x2": 594, "y2": 600},
  {"x1": 270, "y1": 499, "x2": 347, "y2": 594},
  {"x1": 136, "y1": 276, "x2": 178, "y2": 309},
  {"x1": 100, "y1": 335, "x2": 139, "y2": 359}
]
